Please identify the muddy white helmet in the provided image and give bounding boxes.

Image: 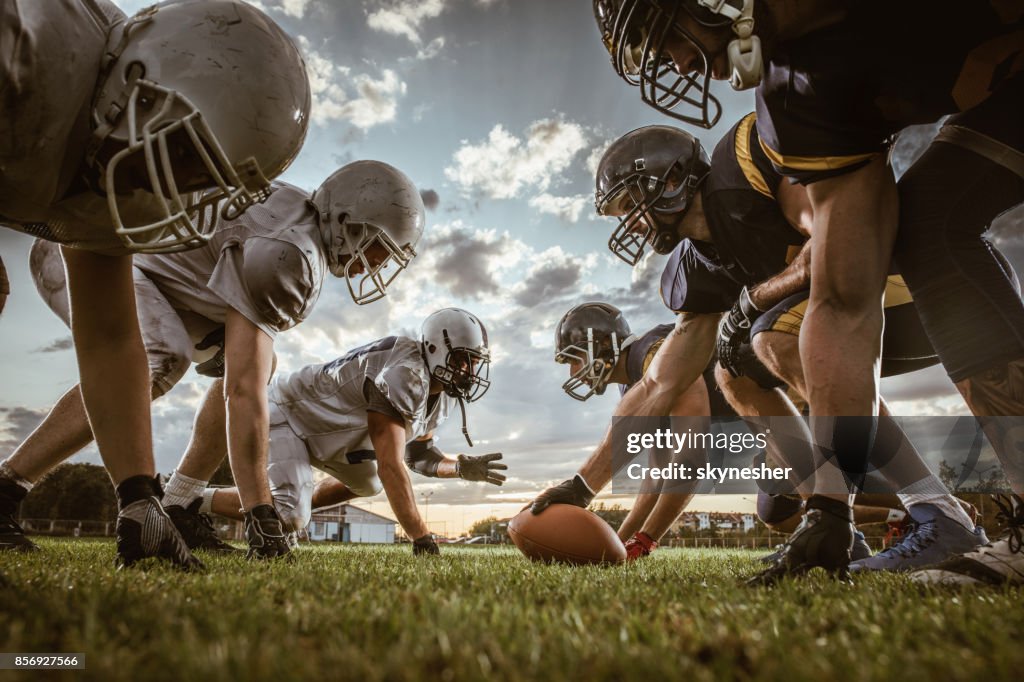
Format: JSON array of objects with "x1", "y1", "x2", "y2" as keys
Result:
[
  {"x1": 89, "y1": 0, "x2": 312, "y2": 253},
  {"x1": 312, "y1": 161, "x2": 425, "y2": 305}
]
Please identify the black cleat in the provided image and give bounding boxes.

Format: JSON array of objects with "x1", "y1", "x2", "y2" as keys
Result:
[
  {"x1": 116, "y1": 497, "x2": 205, "y2": 571},
  {"x1": 244, "y1": 504, "x2": 291, "y2": 560},
  {"x1": 0, "y1": 478, "x2": 39, "y2": 553},
  {"x1": 748, "y1": 496, "x2": 855, "y2": 586},
  {"x1": 165, "y1": 498, "x2": 240, "y2": 553}
]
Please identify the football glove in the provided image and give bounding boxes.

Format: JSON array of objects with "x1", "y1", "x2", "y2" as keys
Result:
[
  {"x1": 624, "y1": 531, "x2": 658, "y2": 560},
  {"x1": 413, "y1": 534, "x2": 440, "y2": 556},
  {"x1": 717, "y1": 287, "x2": 763, "y2": 378},
  {"x1": 529, "y1": 474, "x2": 595, "y2": 515},
  {"x1": 457, "y1": 453, "x2": 507, "y2": 486}
]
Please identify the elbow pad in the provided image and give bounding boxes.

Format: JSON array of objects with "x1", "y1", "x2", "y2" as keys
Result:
[{"x1": 405, "y1": 439, "x2": 445, "y2": 478}]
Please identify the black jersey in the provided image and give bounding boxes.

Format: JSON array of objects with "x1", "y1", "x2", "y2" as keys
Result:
[
  {"x1": 754, "y1": 0, "x2": 1024, "y2": 183},
  {"x1": 660, "y1": 114, "x2": 804, "y2": 314}
]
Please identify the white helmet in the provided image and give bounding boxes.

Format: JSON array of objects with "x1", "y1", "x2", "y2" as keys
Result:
[
  {"x1": 89, "y1": 0, "x2": 312, "y2": 253},
  {"x1": 312, "y1": 161, "x2": 425, "y2": 305},
  {"x1": 421, "y1": 308, "x2": 490, "y2": 447}
]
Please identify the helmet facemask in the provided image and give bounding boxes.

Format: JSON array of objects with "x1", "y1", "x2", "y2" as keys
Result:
[
  {"x1": 334, "y1": 221, "x2": 417, "y2": 305},
  {"x1": 597, "y1": 155, "x2": 702, "y2": 266},
  {"x1": 606, "y1": 0, "x2": 722, "y2": 128},
  {"x1": 100, "y1": 78, "x2": 273, "y2": 254},
  {"x1": 556, "y1": 328, "x2": 621, "y2": 401},
  {"x1": 431, "y1": 346, "x2": 491, "y2": 403}
]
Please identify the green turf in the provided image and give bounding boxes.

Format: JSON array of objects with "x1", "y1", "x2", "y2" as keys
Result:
[{"x1": 1, "y1": 539, "x2": 1022, "y2": 682}]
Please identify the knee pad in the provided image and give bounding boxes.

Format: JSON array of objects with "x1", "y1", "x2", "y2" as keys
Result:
[
  {"x1": 756, "y1": 490, "x2": 804, "y2": 527},
  {"x1": 273, "y1": 494, "x2": 312, "y2": 533},
  {"x1": 30, "y1": 239, "x2": 71, "y2": 326},
  {"x1": 346, "y1": 476, "x2": 383, "y2": 498}
]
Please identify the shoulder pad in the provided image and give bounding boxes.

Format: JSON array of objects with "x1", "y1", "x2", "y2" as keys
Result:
[
  {"x1": 375, "y1": 359, "x2": 431, "y2": 425},
  {"x1": 660, "y1": 240, "x2": 741, "y2": 314},
  {"x1": 241, "y1": 237, "x2": 320, "y2": 333}
]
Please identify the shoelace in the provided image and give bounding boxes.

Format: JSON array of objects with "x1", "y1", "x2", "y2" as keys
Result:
[
  {"x1": 991, "y1": 494, "x2": 1024, "y2": 554},
  {"x1": 196, "y1": 512, "x2": 219, "y2": 538},
  {"x1": 888, "y1": 522, "x2": 937, "y2": 558}
]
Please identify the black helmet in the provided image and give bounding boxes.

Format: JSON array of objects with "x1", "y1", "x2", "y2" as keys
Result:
[
  {"x1": 592, "y1": 0, "x2": 762, "y2": 128},
  {"x1": 595, "y1": 125, "x2": 710, "y2": 265},
  {"x1": 555, "y1": 302, "x2": 633, "y2": 401}
]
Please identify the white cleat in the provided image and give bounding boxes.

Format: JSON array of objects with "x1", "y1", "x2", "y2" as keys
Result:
[{"x1": 911, "y1": 495, "x2": 1023, "y2": 586}]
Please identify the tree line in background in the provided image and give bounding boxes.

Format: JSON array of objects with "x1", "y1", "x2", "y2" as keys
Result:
[
  {"x1": 18, "y1": 460, "x2": 235, "y2": 522},
  {"x1": 18, "y1": 458, "x2": 1015, "y2": 540}
]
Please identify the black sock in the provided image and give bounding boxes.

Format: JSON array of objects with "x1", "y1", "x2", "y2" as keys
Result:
[
  {"x1": 116, "y1": 475, "x2": 162, "y2": 510},
  {"x1": 807, "y1": 495, "x2": 854, "y2": 523}
]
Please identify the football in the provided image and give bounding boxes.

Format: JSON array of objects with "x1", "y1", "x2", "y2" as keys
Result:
[{"x1": 508, "y1": 504, "x2": 627, "y2": 566}]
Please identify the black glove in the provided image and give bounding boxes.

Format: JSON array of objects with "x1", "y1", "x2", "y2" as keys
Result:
[
  {"x1": 717, "y1": 287, "x2": 763, "y2": 378},
  {"x1": 195, "y1": 326, "x2": 226, "y2": 378},
  {"x1": 413, "y1": 534, "x2": 440, "y2": 556},
  {"x1": 457, "y1": 453, "x2": 507, "y2": 486},
  {"x1": 529, "y1": 474, "x2": 595, "y2": 515}
]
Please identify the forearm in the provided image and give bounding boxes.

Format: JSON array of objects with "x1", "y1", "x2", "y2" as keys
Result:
[
  {"x1": 749, "y1": 242, "x2": 811, "y2": 311},
  {"x1": 580, "y1": 315, "x2": 718, "y2": 490},
  {"x1": 405, "y1": 438, "x2": 454, "y2": 479},
  {"x1": 377, "y1": 459, "x2": 429, "y2": 538},
  {"x1": 224, "y1": 389, "x2": 270, "y2": 509}
]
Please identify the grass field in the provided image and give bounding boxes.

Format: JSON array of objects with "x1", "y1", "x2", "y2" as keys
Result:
[{"x1": 2, "y1": 539, "x2": 1023, "y2": 682}]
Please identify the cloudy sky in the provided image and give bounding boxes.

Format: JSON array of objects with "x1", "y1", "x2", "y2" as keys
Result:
[{"x1": 1, "y1": 0, "x2": 1021, "y2": 535}]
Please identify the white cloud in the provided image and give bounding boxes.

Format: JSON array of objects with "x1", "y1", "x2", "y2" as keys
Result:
[
  {"x1": 415, "y1": 36, "x2": 447, "y2": 60},
  {"x1": 365, "y1": 0, "x2": 498, "y2": 46},
  {"x1": 299, "y1": 37, "x2": 407, "y2": 129},
  {"x1": 444, "y1": 117, "x2": 590, "y2": 200},
  {"x1": 366, "y1": 0, "x2": 447, "y2": 45},
  {"x1": 528, "y1": 193, "x2": 591, "y2": 223},
  {"x1": 240, "y1": 0, "x2": 316, "y2": 19},
  {"x1": 585, "y1": 138, "x2": 614, "y2": 176}
]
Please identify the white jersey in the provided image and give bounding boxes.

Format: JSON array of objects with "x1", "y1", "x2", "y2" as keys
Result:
[
  {"x1": 133, "y1": 182, "x2": 327, "y2": 337},
  {"x1": 268, "y1": 336, "x2": 453, "y2": 465},
  {"x1": 0, "y1": 0, "x2": 141, "y2": 254}
]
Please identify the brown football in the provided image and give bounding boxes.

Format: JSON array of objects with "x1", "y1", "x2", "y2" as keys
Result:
[{"x1": 508, "y1": 504, "x2": 627, "y2": 565}]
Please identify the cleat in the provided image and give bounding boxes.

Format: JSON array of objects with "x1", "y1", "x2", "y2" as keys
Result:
[
  {"x1": 850, "y1": 504, "x2": 988, "y2": 573},
  {"x1": 851, "y1": 530, "x2": 872, "y2": 562},
  {"x1": 116, "y1": 497, "x2": 205, "y2": 571},
  {"x1": 747, "y1": 496, "x2": 855, "y2": 586},
  {"x1": 0, "y1": 478, "x2": 39, "y2": 553},
  {"x1": 165, "y1": 498, "x2": 240, "y2": 553},
  {"x1": 759, "y1": 543, "x2": 786, "y2": 564},
  {"x1": 624, "y1": 531, "x2": 657, "y2": 560},
  {"x1": 244, "y1": 504, "x2": 291, "y2": 560},
  {"x1": 911, "y1": 495, "x2": 1024, "y2": 586}
]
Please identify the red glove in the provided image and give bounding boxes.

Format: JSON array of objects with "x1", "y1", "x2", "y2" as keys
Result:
[{"x1": 624, "y1": 531, "x2": 657, "y2": 560}]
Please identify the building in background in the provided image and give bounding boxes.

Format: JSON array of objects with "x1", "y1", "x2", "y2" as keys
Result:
[{"x1": 308, "y1": 503, "x2": 397, "y2": 543}]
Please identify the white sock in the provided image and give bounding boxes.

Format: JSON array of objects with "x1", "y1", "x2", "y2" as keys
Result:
[
  {"x1": 199, "y1": 488, "x2": 218, "y2": 515},
  {"x1": 898, "y1": 477, "x2": 975, "y2": 530},
  {"x1": 163, "y1": 470, "x2": 208, "y2": 509},
  {"x1": 0, "y1": 460, "x2": 33, "y2": 491}
]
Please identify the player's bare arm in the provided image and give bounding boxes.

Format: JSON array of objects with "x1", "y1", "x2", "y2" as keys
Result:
[
  {"x1": 748, "y1": 241, "x2": 811, "y2": 312},
  {"x1": 223, "y1": 309, "x2": 275, "y2": 511},
  {"x1": 367, "y1": 410, "x2": 431, "y2": 543},
  {"x1": 580, "y1": 312, "x2": 717, "y2": 489}
]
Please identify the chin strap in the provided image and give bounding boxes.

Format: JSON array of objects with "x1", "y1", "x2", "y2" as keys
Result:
[
  {"x1": 457, "y1": 397, "x2": 473, "y2": 448},
  {"x1": 698, "y1": 0, "x2": 763, "y2": 90}
]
